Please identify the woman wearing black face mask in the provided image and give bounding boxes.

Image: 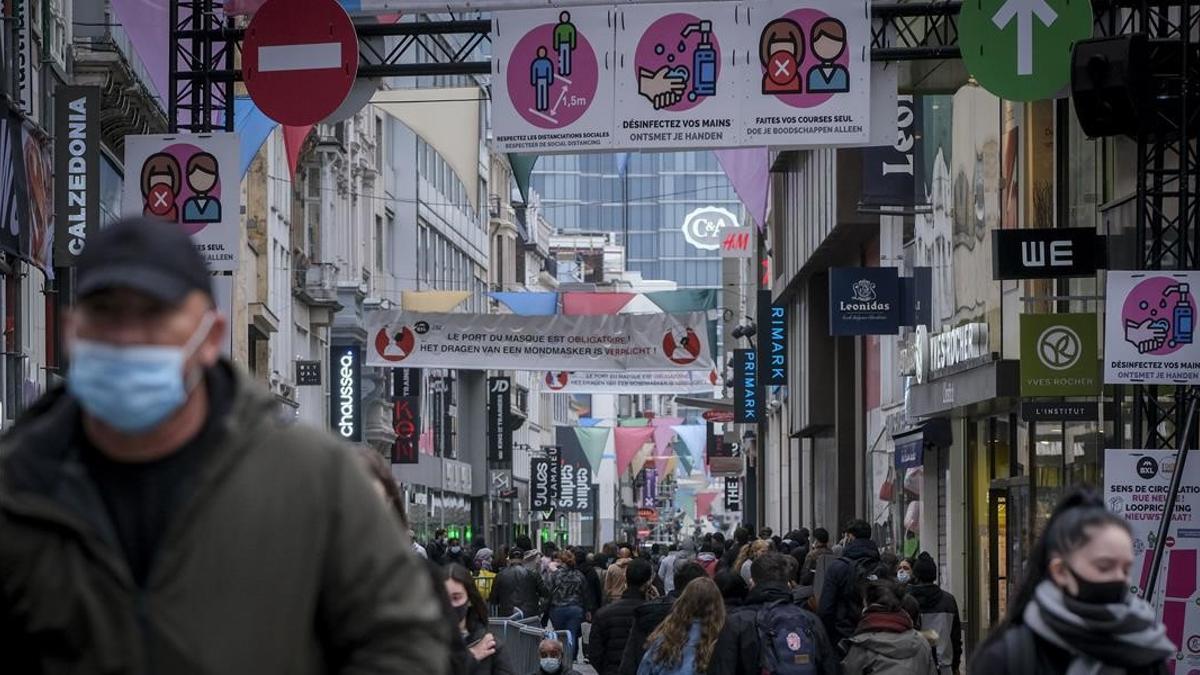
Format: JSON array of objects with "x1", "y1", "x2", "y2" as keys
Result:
[
  {"x1": 971, "y1": 490, "x2": 1175, "y2": 675},
  {"x1": 443, "y1": 564, "x2": 519, "y2": 675}
]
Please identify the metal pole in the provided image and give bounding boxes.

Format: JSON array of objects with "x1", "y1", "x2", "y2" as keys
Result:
[{"x1": 1142, "y1": 387, "x2": 1199, "y2": 600}]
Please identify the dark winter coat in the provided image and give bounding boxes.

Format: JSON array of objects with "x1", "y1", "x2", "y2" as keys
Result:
[
  {"x1": 463, "y1": 622, "x2": 520, "y2": 675},
  {"x1": 907, "y1": 582, "x2": 963, "y2": 672},
  {"x1": 548, "y1": 567, "x2": 590, "y2": 609},
  {"x1": 617, "y1": 594, "x2": 675, "y2": 675},
  {"x1": 0, "y1": 362, "x2": 449, "y2": 674},
  {"x1": 841, "y1": 609, "x2": 937, "y2": 675},
  {"x1": 587, "y1": 589, "x2": 645, "y2": 675},
  {"x1": 720, "y1": 582, "x2": 839, "y2": 675},
  {"x1": 970, "y1": 624, "x2": 1171, "y2": 675},
  {"x1": 491, "y1": 562, "x2": 550, "y2": 619},
  {"x1": 817, "y1": 537, "x2": 881, "y2": 649}
]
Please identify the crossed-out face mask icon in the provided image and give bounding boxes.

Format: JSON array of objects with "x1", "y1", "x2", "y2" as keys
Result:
[{"x1": 760, "y1": 18, "x2": 805, "y2": 95}]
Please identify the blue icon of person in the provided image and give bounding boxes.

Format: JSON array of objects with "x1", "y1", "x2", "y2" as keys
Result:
[
  {"x1": 807, "y1": 18, "x2": 850, "y2": 94},
  {"x1": 181, "y1": 152, "x2": 221, "y2": 224},
  {"x1": 531, "y1": 46, "x2": 555, "y2": 112}
]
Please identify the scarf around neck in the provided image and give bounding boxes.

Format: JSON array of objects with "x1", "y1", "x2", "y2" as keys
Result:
[{"x1": 1023, "y1": 580, "x2": 1175, "y2": 675}]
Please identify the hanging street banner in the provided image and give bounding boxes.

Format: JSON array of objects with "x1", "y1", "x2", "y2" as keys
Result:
[
  {"x1": 122, "y1": 133, "x2": 240, "y2": 272},
  {"x1": 491, "y1": 6, "x2": 616, "y2": 153},
  {"x1": 1105, "y1": 272, "x2": 1200, "y2": 385},
  {"x1": 530, "y1": 457, "x2": 558, "y2": 510},
  {"x1": 829, "y1": 267, "x2": 901, "y2": 335},
  {"x1": 1104, "y1": 447, "x2": 1200, "y2": 670},
  {"x1": 733, "y1": 348, "x2": 760, "y2": 423},
  {"x1": 540, "y1": 369, "x2": 717, "y2": 394},
  {"x1": 488, "y1": 377, "x2": 512, "y2": 463},
  {"x1": 758, "y1": 290, "x2": 788, "y2": 386},
  {"x1": 491, "y1": 1, "x2": 871, "y2": 152},
  {"x1": 53, "y1": 85, "x2": 100, "y2": 266},
  {"x1": 1020, "y1": 312, "x2": 1099, "y2": 397},
  {"x1": 366, "y1": 310, "x2": 714, "y2": 372}
]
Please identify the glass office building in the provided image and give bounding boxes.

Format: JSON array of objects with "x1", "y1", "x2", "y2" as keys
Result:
[{"x1": 531, "y1": 152, "x2": 745, "y2": 288}]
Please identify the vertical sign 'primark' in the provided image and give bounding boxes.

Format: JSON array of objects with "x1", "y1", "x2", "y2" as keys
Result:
[
  {"x1": 733, "y1": 349, "x2": 759, "y2": 423},
  {"x1": 487, "y1": 376, "x2": 512, "y2": 463},
  {"x1": 330, "y1": 344, "x2": 361, "y2": 443},
  {"x1": 758, "y1": 290, "x2": 788, "y2": 386},
  {"x1": 54, "y1": 86, "x2": 99, "y2": 265}
]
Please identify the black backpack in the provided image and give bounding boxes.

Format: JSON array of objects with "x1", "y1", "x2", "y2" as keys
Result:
[
  {"x1": 755, "y1": 600, "x2": 820, "y2": 675},
  {"x1": 835, "y1": 556, "x2": 880, "y2": 628}
]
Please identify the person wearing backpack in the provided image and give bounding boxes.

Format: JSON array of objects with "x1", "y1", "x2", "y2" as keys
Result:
[
  {"x1": 906, "y1": 552, "x2": 962, "y2": 675},
  {"x1": 817, "y1": 519, "x2": 880, "y2": 652},
  {"x1": 723, "y1": 552, "x2": 838, "y2": 675},
  {"x1": 841, "y1": 580, "x2": 937, "y2": 674},
  {"x1": 970, "y1": 491, "x2": 1174, "y2": 675}
]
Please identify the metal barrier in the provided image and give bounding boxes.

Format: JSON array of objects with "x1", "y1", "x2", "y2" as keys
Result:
[{"x1": 487, "y1": 617, "x2": 575, "y2": 674}]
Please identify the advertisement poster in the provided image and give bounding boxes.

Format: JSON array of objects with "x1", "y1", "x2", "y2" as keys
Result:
[
  {"x1": 122, "y1": 133, "x2": 240, "y2": 272},
  {"x1": 1105, "y1": 272, "x2": 1200, "y2": 385},
  {"x1": 1020, "y1": 313, "x2": 1099, "y2": 397},
  {"x1": 1105, "y1": 448, "x2": 1200, "y2": 670},
  {"x1": 491, "y1": 6, "x2": 615, "y2": 153},
  {"x1": 0, "y1": 103, "x2": 29, "y2": 263},
  {"x1": 21, "y1": 125, "x2": 51, "y2": 276},
  {"x1": 366, "y1": 310, "x2": 714, "y2": 372},
  {"x1": 612, "y1": 2, "x2": 740, "y2": 150},
  {"x1": 737, "y1": 0, "x2": 871, "y2": 147},
  {"x1": 540, "y1": 369, "x2": 717, "y2": 394}
]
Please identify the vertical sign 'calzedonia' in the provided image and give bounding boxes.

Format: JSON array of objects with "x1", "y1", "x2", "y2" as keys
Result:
[
  {"x1": 54, "y1": 86, "x2": 100, "y2": 265},
  {"x1": 330, "y1": 344, "x2": 362, "y2": 443}
]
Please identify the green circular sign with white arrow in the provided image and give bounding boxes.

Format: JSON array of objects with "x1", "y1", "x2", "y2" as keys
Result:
[{"x1": 959, "y1": 0, "x2": 1093, "y2": 101}]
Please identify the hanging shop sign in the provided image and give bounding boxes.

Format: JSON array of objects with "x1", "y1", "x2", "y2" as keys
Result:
[
  {"x1": 1020, "y1": 313, "x2": 1099, "y2": 397},
  {"x1": 531, "y1": 457, "x2": 558, "y2": 510},
  {"x1": 541, "y1": 369, "x2": 717, "y2": 394},
  {"x1": 1104, "y1": 447, "x2": 1200, "y2": 662},
  {"x1": 681, "y1": 205, "x2": 740, "y2": 251},
  {"x1": 732, "y1": 348, "x2": 760, "y2": 423},
  {"x1": 758, "y1": 290, "x2": 788, "y2": 386},
  {"x1": 366, "y1": 310, "x2": 714, "y2": 372},
  {"x1": 558, "y1": 462, "x2": 592, "y2": 512},
  {"x1": 1021, "y1": 401, "x2": 1099, "y2": 422},
  {"x1": 491, "y1": 0, "x2": 871, "y2": 153},
  {"x1": 295, "y1": 360, "x2": 322, "y2": 386},
  {"x1": 899, "y1": 267, "x2": 932, "y2": 328},
  {"x1": 53, "y1": 86, "x2": 100, "y2": 266},
  {"x1": 487, "y1": 376, "x2": 513, "y2": 463},
  {"x1": 861, "y1": 94, "x2": 920, "y2": 207},
  {"x1": 1105, "y1": 271, "x2": 1200, "y2": 385},
  {"x1": 895, "y1": 436, "x2": 923, "y2": 470},
  {"x1": 719, "y1": 226, "x2": 755, "y2": 259},
  {"x1": 829, "y1": 267, "x2": 900, "y2": 335},
  {"x1": 992, "y1": 228, "x2": 1108, "y2": 280},
  {"x1": 122, "y1": 133, "x2": 240, "y2": 272},
  {"x1": 329, "y1": 344, "x2": 361, "y2": 443},
  {"x1": 724, "y1": 476, "x2": 742, "y2": 511},
  {"x1": 392, "y1": 367, "x2": 422, "y2": 398},
  {"x1": 643, "y1": 468, "x2": 657, "y2": 508},
  {"x1": 392, "y1": 395, "x2": 420, "y2": 464},
  {"x1": 929, "y1": 322, "x2": 990, "y2": 378}
]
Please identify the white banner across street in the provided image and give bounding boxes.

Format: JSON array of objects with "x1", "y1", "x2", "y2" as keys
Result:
[
  {"x1": 366, "y1": 311, "x2": 714, "y2": 372},
  {"x1": 541, "y1": 369, "x2": 718, "y2": 393}
]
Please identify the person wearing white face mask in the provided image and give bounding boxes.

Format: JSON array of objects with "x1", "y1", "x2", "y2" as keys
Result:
[
  {"x1": 0, "y1": 217, "x2": 449, "y2": 673},
  {"x1": 529, "y1": 639, "x2": 582, "y2": 675}
]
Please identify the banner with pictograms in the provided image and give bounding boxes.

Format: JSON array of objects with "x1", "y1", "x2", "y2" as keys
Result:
[
  {"x1": 365, "y1": 310, "x2": 714, "y2": 372},
  {"x1": 539, "y1": 369, "x2": 718, "y2": 394}
]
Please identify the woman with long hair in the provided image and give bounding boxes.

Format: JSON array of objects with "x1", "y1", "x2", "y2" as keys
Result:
[
  {"x1": 971, "y1": 490, "x2": 1175, "y2": 674},
  {"x1": 547, "y1": 550, "x2": 591, "y2": 659},
  {"x1": 443, "y1": 563, "x2": 517, "y2": 675},
  {"x1": 732, "y1": 539, "x2": 771, "y2": 584},
  {"x1": 637, "y1": 576, "x2": 725, "y2": 675}
]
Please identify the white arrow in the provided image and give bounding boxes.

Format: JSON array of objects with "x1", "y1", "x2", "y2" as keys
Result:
[{"x1": 992, "y1": 0, "x2": 1058, "y2": 76}]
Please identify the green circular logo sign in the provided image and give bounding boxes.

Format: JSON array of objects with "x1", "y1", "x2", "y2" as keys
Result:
[{"x1": 958, "y1": 0, "x2": 1093, "y2": 101}]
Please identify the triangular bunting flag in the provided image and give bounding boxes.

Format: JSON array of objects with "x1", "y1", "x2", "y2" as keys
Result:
[
  {"x1": 673, "y1": 425, "x2": 707, "y2": 471},
  {"x1": 615, "y1": 427, "x2": 655, "y2": 475},
  {"x1": 574, "y1": 427, "x2": 610, "y2": 474},
  {"x1": 696, "y1": 491, "x2": 720, "y2": 518},
  {"x1": 651, "y1": 417, "x2": 684, "y2": 457}
]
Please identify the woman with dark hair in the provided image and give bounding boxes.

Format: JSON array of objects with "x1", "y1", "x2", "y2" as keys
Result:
[
  {"x1": 713, "y1": 570, "x2": 747, "y2": 609},
  {"x1": 547, "y1": 550, "x2": 590, "y2": 659},
  {"x1": 971, "y1": 491, "x2": 1175, "y2": 674},
  {"x1": 841, "y1": 580, "x2": 937, "y2": 674},
  {"x1": 443, "y1": 563, "x2": 518, "y2": 675},
  {"x1": 636, "y1": 577, "x2": 725, "y2": 675}
]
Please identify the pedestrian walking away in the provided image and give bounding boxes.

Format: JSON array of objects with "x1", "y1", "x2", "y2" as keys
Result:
[
  {"x1": 548, "y1": 549, "x2": 593, "y2": 659},
  {"x1": 906, "y1": 551, "x2": 962, "y2": 674},
  {"x1": 492, "y1": 547, "x2": 550, "y2": 619},
  {"x1": 588, "y1": 558, "x2": 653, "y2": 675},
  {"x1": 618, "y1": 562, "x2": 709, "y2": 675},
  {"x1": 840, "y1": 580, "x2": 938, "y2": 675},
  {"x1": 0, "y1": 217, "x2": 448, "y2": 673},
  {"x1": 970, "y1": 490, "x2": 1176, "y2": 675},
  {"x1": 818, "y1": 519, "x2": 881, "y2": 651},
  {"x1": 636, "y1": 577, "x2": 726, "y2": 675}
]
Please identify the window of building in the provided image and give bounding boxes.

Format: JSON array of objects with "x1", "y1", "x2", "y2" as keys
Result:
[
  {"x1": 374, "y1": 115, "x2": 384, "y2": 170},
  {"x1": 374, "y1": 215, "x2": 385, "y2": 273}
]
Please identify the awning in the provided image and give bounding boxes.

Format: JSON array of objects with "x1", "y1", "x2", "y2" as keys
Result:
[{"x1": 892, "y1": 418, "x2": 952, "y2": 470}]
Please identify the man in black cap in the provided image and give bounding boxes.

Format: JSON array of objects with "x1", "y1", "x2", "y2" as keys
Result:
[{"x1": 0, "y1": 217, "x2": 449, "y2": 673}]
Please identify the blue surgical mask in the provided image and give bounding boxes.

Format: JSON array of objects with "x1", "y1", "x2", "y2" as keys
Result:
[
  {"x1": 68, "y1": 313, "x2": 215, "y2": 433},
  {"x1": 897, "y1": 570, "x2": 911, "y2": 584},
  {"x1": 540, "y1": 657, "x2": 561, "y2": 673}
]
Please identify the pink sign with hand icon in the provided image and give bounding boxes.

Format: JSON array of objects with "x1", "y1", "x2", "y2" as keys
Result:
[
  {"x1": 1121, "y1": 276, "x2": 1196, "y2": 356},
  {"x1": 632, "y1": 12, "x2": 721, "y2": 113},
  {"x1": 1106, "y1": 271, "x2": 1200, "y2": 385}
]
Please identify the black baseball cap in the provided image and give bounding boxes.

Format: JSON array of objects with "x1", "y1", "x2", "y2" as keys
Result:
[{"x1": 76, "y1": 216, "x2": 213, "y2": 304}]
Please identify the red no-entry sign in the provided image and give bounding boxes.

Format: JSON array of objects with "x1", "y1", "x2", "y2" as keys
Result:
[{"x1": 241, "y1": 0, "x2": 359, "y2": 126}]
